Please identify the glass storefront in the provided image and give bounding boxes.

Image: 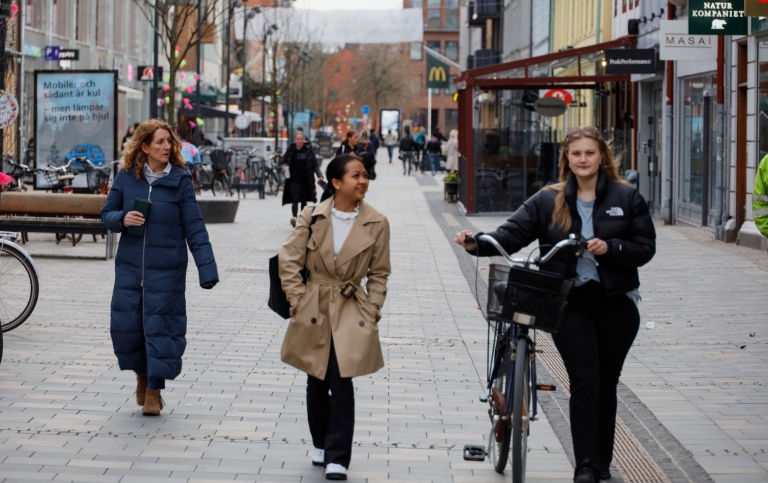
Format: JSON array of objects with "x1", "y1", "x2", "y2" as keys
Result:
[
  {"x1": 679, "y1": 74, "x2": 717, "y2": 224},
  {"x1": 758, "y1": 39, "x2": 768, "y2": 167}
]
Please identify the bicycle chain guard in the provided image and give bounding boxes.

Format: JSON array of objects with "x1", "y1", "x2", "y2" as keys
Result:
[{"x1": 488, "y1": 387, "x2": 507, "y2": 442}]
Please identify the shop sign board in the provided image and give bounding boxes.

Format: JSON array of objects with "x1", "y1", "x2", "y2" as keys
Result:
[
  {"x1": 745, "y1": 0, "x2": 768, "y2": 16},
  {"x1": 659, "y1": 20, "x2": 718, "y2": 61},
  {"x1": 604, "y1": 49, "x2": 657, "y2": 74},
  {"x1": 539, "y1": 88, "x2": 574, "y2": 105},
  {"x1": 688, "y1": 0, "x2": 748, "y2": 35}
]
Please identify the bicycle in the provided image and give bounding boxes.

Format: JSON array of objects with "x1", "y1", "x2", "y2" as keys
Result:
[
  {"x1": 1, "y1": 157, "x2": 30, "y2": 192},
  {"x1": 463, "y1": 233, "x2": 585, "y2": 483},
  {"x1": 262, "y1": 152, "x2": 284, "y2": 196},
  {"x1": 210, "y1": 148, "x2": 233, "y2": 197},
  {"x1": 0, "y1": 232, "x2": 41, "y2": 333}
]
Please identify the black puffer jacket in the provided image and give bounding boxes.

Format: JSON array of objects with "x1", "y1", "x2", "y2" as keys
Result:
[{"x1": 473, "y1": 168, "x2": 656, "y2": 297}]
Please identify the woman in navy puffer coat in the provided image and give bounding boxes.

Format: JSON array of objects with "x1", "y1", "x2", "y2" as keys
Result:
[{"x1": 102, "y1": 119, "x2": 218, "y2": 416}]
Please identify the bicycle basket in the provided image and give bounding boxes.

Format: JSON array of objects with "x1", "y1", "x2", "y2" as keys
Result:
[{"x1": 487, "y1": 264, "x2": 574, "y2": 333}]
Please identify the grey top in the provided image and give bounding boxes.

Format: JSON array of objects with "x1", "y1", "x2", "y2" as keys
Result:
[{"x1": 576, "y1": 198, "x2": 640, "y2": 305}]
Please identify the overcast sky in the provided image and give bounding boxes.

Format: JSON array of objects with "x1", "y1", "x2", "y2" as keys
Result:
[{"x1": 293, "y1": 0, "x2": 403, "y2": 10}]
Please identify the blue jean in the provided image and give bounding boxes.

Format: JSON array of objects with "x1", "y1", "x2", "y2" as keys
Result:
[
  {"x1": 428, "y1": 153, "x2": 438, "y2": 174},
  {"x1": 386, "y1": 145, "x2": 394, "y2": 162}
]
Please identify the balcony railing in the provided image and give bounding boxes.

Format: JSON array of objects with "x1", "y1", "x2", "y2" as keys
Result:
[{"x1": 424, "y1": 7, "x2": 460, "y2": 31}]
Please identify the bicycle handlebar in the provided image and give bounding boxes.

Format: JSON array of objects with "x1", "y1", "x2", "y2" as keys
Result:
[{"x1": 465, "y1": 233, "x2": 586, "y2": 267}]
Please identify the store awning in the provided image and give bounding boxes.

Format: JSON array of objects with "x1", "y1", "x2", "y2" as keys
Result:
[
  {"x1": 193, "y1": 104, "x2": 261, "y2": 123},
  {"x1": 455, "y1": 36, "x2": 636, "y2": 90}
]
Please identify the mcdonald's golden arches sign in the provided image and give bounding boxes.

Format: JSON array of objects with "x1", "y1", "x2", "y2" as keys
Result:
[{"x1": 426, "y1": 55, "x2": 450, "y2": 90}]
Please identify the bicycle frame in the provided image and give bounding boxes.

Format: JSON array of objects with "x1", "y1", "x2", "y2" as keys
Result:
[{"x1": 0, "y1": 232, "x2": 41, "y2": 280}]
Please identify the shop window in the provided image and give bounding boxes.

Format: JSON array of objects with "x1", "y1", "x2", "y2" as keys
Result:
[
  {"x1": 758, "y1": 40, "x2": 768, "y2": 166},
  {"x1": 681, "y1": 75, "x2": 717, "y2": 211},
  {"x1": 26, "y1": 0, "x2": 44, "y2": 29}
]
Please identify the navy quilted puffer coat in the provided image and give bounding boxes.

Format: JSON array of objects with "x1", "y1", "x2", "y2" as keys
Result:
[{"x1": 101, "y1": 165, "x2": 218, "y2": 386}]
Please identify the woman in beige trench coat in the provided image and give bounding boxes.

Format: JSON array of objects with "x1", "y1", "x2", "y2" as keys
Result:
[{"x1": 279, "y1": 154, "x2": 391, "y2": 481}]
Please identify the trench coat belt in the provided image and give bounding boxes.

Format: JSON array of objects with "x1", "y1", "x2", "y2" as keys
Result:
[{"x1": 308, "y1": 272, "x2": 361, "y2": 291}]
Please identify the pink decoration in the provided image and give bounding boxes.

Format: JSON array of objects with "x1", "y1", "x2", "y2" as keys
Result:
[
  {"x1": 185, "y1": 85, "x2": 194, "y2": 93},
  {"x1": 182, "y1": 97, "x2": 190, "y2": 104},
  {"x1": 158, "y1": 99, "x2": 165, "y2": 106},
  {"x1": 350, "y1": 101, "x2": 355, "y2": 105},
  {"x1": 189, "y1": 121, "x2": 196, "y2": 128},
  {"x1": 175, "y1": 45, "x2": 180, "y2": 51},
  {"x1": 193, "y1": 73, "x2": 200, "y2": 81},
  {"x1": 180, "y1": 73, "x2": 186, "y2": 80},
  {"x1": 162, "y1": 85, "x2": 170, "y2": 92},
  {"x1": 11, "y1": 4, "x2": 18, "y2": 17}
]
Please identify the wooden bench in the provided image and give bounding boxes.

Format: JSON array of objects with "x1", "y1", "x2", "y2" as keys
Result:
[{"x1": 0, "y1": 192, "x2": 116, "y2": 259}]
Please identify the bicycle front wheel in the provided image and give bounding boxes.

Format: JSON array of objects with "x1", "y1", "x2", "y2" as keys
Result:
[
  {"x1": 0, "y1": 244, "x2": 40, "y2": 332},
  {"x1": 490, "y1": 344, "x2": 512, "y2": 473},
  {"x1": 512, "y1": 336, "x2": 532, "y2": 483}
]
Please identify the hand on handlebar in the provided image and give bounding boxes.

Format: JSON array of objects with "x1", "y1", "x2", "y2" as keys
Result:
[
  {"x1": 585, "y1": 237, "x2": 608, "y2": 256},
  {"x1": 455, "y1": 230, "x2": 477, "y2": 251}
]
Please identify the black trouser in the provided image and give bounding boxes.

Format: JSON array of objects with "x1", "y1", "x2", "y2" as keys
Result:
[
  {"x1": 290, "y1": 181, "x2": 307, "y2": 218},
  {"x1": 401, "y1": 152, "x2": 413, "y2": 175},
  {"x1": 552, "y1": 281, "x2": 640, "y2": 470},
  {"x1": 307, "y1": 341, "x2": 355, "y2": 469}
]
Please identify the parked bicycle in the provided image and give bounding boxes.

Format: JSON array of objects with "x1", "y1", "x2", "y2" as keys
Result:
[
  {"x1": 262, "y1": 151, "x2": 284, "y2": 196},
  {"x1": 1, "y1": 156, "x2": 31, "y2": 192},
  {"x1": 210, "y1": 148, "x2": 233, "y2": 197},
  {"x1": 0, "y1": 232, "x2": 41, "y2": 333},
  {"x1": 462, "y1": 233, "x2": 586, "y2": 483}
]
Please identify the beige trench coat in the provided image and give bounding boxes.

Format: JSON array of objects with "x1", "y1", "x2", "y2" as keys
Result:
[{"x1": 278, "y1": 198, "x2": 391, "y2": 380}]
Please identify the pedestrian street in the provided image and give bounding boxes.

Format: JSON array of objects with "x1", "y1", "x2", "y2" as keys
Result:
[{"x1": 1, "y1": 155, "x2": 767, "y2": 482}]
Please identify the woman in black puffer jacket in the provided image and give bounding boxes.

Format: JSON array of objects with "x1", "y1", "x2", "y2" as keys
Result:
[
  {"x1": 282, "y1": 131, "x2": 324, "y2": 227},
  {"x1": 456, "y1": 126, "x2": 655, "y2": 483}
]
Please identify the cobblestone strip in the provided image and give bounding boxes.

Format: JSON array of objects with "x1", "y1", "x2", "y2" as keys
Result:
[{"x1": 424, "y1": 192, "x2": 714, "y2": 483}]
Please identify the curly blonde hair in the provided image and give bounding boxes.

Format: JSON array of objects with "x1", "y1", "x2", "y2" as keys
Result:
[{"x1": 122, "y1": 119, "x2": 185, "y2": 179}]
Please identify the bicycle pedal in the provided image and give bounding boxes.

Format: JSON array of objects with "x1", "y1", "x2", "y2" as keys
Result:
[
  {"x1": 479, "y1": 394, "x2": 489, "y2": 403},
  {"x1": 536, "y1": 384, "x2": 557, "y2": 391},
  {"x1": 463, "y1": 444, "x2": 486, "y2": 461}
]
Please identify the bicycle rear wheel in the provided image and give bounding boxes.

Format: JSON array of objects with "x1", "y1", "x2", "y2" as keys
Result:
[
  {"x1": 0, "y1": 244, "x2": 40, "y2": 332},
  {"x1": 490, "y1": 343, "x2": 512, "y2": 473},
  {"x1": 512, "y1": 336, "x2": 532, "y2": 483}
]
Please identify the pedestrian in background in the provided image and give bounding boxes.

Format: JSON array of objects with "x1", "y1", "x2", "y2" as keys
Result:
[
  {"x1": 384, "y1": 130, "x2": 397, "y2": 163},
  {"x1": 369, "y1": 130, "x2": 380, "y2": 158},
  {"x1": 425, "y1": 132, "x2": 442, "y2": 176},
  {"x1": 121, "y1": 122, "x2": 140, "y2": 152},
  {"x1": 413, "y1": 127, "x2": 425, "y2": 168},
  {"x1": 753, "y1": 154, "x2": 768, "y2": 238},
  {"x1": 445, "y1": 129, "x2": 460, "y2": 174},
  {"x1": 102, "y1": 119, "x2": 219, "y2": 417},
  {"x1": 282, "y1": 131, "x2": 324, "y2": 227},
  {"x1": 336, "y1": 130, "x2": 359, "y2": 156},
  {"x1": 279, "y1": 154, "x2": 391, "y2": 481},
  {"x1": 398, "y1": 126, "x2": 416, "y2": 176},
  {"x1": 455, "y1": 126, "x2": 656, "y2": 483}
]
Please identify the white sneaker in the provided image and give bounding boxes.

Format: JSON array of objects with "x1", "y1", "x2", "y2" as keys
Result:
[
  {"x1": 325, "y1": 463, "x2": 347, "y2": 480},
  {"x1": 312, "y1": 448, "x2": 324, "y2": 467}
]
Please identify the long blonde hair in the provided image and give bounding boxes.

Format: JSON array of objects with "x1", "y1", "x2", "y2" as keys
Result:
[
  {"x1": 545, "y1": 127, "x2": 626, "y2": 232},
  {"x1": 122, "y1": 119, "x2": 185, "y2": 179}
]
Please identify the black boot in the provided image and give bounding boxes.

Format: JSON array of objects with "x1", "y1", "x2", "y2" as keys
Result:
[{"x1": 574, "y1": 458, "x2": 598, "y2": 483}]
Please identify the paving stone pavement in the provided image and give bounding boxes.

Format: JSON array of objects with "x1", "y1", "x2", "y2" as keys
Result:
[{"x1": 1, "y1": 152, "x2": 766, "y2": 482}]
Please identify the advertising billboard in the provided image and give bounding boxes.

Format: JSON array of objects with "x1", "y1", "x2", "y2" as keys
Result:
[
  {"x1": 34, "y1": 71, "x2": 117, "y2": 190},
  {"x1": 380, "y1": 109, "x2": 401, "y2": 137}
]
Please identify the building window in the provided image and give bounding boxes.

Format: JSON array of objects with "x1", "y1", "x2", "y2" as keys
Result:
[
  {"x1": 446, "y1": 76, "x2": 457, "y2": 96},
  {"x1": 329, "y1": 89, "x2": 338, "y2": 103},
  {"x1": 410, "y1": 42, "x2": 423, "y2": 61},
  {"x1": 445, "y1": 41, "x2": 458, "y2": 61},
  {"x1": 113, "y1": 2, "x2": 124, "y2": 51},
  {"x1": 96, "y1": 0, "x2": 109, "y2": 47},
  {"x1": 427, "y1": 0, "x2": 441, "y2": 28},
  {"x1": 26, "y1": 0, "x2": 45, "y2": 29},
  {"x1": 75, "y1": 0, "x2": 91, "y2": 42},
  {"x1": 410, "y1": 0, "x2": 423, "y2": 7},
  {"x1": 52, "y1": 0, "x2": 69, "y2": 36},
  {"x1": 427, "y1": 40, "x2": 441, "y2": 55},
  {"x1": 444, "y1": 109, "x2": 458, "y2": 134}
]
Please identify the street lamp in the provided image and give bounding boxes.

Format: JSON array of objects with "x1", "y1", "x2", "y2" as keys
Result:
[{"x1": 260, "y1": 23, "x2": 277, "y2": 137}]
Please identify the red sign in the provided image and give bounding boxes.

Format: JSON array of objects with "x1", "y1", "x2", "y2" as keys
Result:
[{"x1": 540, "y1": 89, "x2": 574, "y2": 105}]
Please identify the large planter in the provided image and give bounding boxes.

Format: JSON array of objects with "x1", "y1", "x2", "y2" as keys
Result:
[
  {"x1": 197, "y1": 198, "x2": 239, "y2": 223},
  {"x1": 444, "y1": 182, "x2": 459, "y2": 202}
]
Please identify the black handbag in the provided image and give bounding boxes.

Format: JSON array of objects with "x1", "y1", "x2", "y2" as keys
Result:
[{"x1": 268, "y1": 211, "x2": 318, "y2": 319}]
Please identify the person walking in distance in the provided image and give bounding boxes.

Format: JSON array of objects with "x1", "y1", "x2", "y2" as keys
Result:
[
  {"x1": 413, "y1": 127, "x2": 426, "y2": 169},
  {"x1": 368, "y1": 129, "x2": 380, "y2": 159},
  {"x1": 279, "y1": 154, "x2": 391, "y2": 480},
  {"x1": 398, "y1": 126, "x2": 416, "y2": 176},
  {"x1": 425, "y1": 132, "x2": 442, "y2": 176},
  {"x1": 455, "y1": 126, "x2": 656, "y2": 483},
  {"x1": 445, "y1": 129, "x2": 460, "y2": 174},
  {"x1": 384, "y1": 129, "x2": 397, "y2": 163},
  {"x1": 282, "y1": 131, "x2": 325, "y2": 227},
  {"x1": 101, "y1": 119, "x2": 219, "y2": 416},
  {"x1": 336, "y1": 130, "x2": 359, "y2": 156}
]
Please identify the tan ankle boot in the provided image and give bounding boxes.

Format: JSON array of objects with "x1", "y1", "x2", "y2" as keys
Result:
[
  {"x1": 136, "y1": 373, "x2": 148, "y2": 406},
  {"x1": 142, "y1": 389, "x2": 164, "y2": 416}
]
